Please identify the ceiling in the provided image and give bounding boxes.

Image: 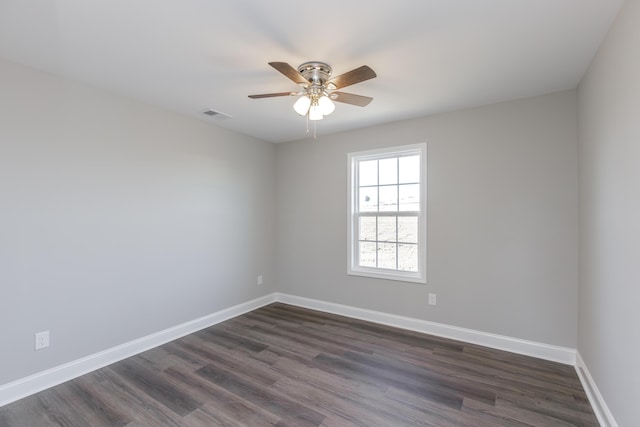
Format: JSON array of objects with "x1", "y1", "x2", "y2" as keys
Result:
[{"x1": 0, "y1": 0, "x2": 624, "y2": 143}]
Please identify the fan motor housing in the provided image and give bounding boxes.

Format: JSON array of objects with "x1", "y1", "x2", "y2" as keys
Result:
[{"x1": 297, "y1": 62, "x2": 332, "y2": 85}]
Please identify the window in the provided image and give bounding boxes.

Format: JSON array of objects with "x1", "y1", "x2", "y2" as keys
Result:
[{"x1": 348, "y1": 143, "x2": 426, "y2": 283}]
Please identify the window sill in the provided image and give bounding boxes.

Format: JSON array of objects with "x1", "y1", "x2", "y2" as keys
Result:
[{"x1": 347, "y1": 268, "x2": 426, "y2": 284}]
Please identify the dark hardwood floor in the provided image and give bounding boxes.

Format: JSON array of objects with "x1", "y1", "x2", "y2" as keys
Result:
[{"x1": 0, "y1": 303, "x2": 598, "y2": 426}]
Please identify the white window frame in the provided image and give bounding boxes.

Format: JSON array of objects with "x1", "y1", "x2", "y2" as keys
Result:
[{"x1": 347, "y1": 143, "x2": 427, "y2": 284}]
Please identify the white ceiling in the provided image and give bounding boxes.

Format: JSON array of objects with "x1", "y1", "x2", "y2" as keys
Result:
[{"x1": 0, "y1": 0, "x2": 624, "y2": 143}]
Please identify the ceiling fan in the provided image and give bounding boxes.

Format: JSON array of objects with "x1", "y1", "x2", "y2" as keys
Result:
[{"x1": 248, "y1": 61, "x2": 377, "y2": 121}]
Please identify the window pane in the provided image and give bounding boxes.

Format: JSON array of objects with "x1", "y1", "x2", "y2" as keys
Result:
[
  {"x1": 359, "y1": 187, "x2": 378, "y2": 212},
  {"x1": 359, "y1": 242, "x2": 377, "y2": 267},
  {"x1": 378, "y1": 216, "x2": 396, "y2": 242},
  {"x1": 359, "y1": 217, "x2": 376, "y2": 241},
  {"x1": 378, "y1": 243, "x2": 397, "y2": 269},
  {"x1": 379, "y1": 185, "x2": 398, "y2": 212},
  {"x1": 398, "y1": 244, "x2": 418, "y2": 272},
  {"x1": 399, "y1": 184, "x2": 420, "y2": 211},
  {"x1": 359, "y1": 160, "x2": 377, "y2": 186},
  {"x1": 399, "y1": 155, "x2": 420, "y2": 184},
  {"x1": 398, "y1": 216, "x2": 418, "y2": 243},
  {"x1": 378, "y1": 158, "x2": 398, "y2": 185}
]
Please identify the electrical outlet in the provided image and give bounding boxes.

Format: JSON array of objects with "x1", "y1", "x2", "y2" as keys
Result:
[
  {"x1": 35, "y1": 331, "x2": 50, "y2": 350},
  {"x1": 257, "y1": 275, "x2": 263, "y2": 285},
  {"x1": 428, "y1": 293, "x2": 437, "y2": 306}
]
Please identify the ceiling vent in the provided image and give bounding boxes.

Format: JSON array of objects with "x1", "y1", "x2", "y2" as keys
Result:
[{"x1": 202, "y1": 109, "x2": 231, "y2": 119}]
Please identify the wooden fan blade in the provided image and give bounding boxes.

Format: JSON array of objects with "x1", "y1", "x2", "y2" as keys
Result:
[
  {"x1": 268, "y1": 62, "x2": 309, "y2": 85},
  {"x1": 331, "y1": 92, "x2": 373, "y2": 107},
  {"x1": 328, "y1": 65, "x2": 376, "y2": 89},
  {"x1": 248, "y1": 92, "x2": 295, "y2": 99}
]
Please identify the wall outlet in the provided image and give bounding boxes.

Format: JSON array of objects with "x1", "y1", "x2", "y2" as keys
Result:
[
  {"x1": 35, "y1": 331, "x2": 50, "y2": 350},
  {"x1": 428, "y1": 293, "x2": 437, "y2": 306},
  {"x1": 257, "y1": 275, "x2": 263, "y2": 285}
]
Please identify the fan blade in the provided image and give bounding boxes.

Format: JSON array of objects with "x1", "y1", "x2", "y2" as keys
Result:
[
  {"x1": 328, "y1": 65, "x2": 376, "y2": 89},
  {"x1": 248, "y1": 92, "x2": 295, "y2": 99},
  {"x1": 331, "y1": 92, "x2": 373, "y2": 107},
  {"x1": 268, "y1": 62, "x2": 308, "y2": 85}
]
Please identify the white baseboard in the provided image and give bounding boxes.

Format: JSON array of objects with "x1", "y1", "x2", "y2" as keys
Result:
[
  {"x1": 0, "y1": 291, "x2": 583, "y2": 410},
  {"x1": 276, "y1": 295, "x2": 621, "y2": 425},
  {"x1": 575, "y1": 352, "x2": 618, "y2": 427},
  {"x1": 0, "y1": 293, "x2": 276, "y2": 408},
  {"x1": 275, "y1": 293, "x2": 576, "y2": 365}
]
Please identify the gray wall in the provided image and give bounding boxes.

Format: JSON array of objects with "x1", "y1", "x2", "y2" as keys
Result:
[
  {"x1": 276, "y1": 91, "x2": 579, "y2": 347},
  {"x1": 0, "y1": 59, "x2": 277, "y2": 385},
  {"x1": 578, "y1": 0, "x2": 640, "y2": 425}
]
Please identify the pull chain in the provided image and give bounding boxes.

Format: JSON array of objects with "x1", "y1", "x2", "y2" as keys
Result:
[{"x1": 304, "y1": 112, "x2": 318, "y2": 139}]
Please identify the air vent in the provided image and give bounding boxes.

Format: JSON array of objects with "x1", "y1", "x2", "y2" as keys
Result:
[{"x1": 202, "y1": 109, "x2": 231, "y2": 119}]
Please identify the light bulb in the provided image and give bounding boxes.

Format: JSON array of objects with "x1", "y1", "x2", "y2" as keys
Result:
[
  {"x1": 318, "y1": 95, "x2": 335, "y2": 116},
  {"x1": 293, "y1": 96, "x2": 311, "y2": 115},
  {"x1": 308, "y1": 104, "x2": 323, "y2": 121}
]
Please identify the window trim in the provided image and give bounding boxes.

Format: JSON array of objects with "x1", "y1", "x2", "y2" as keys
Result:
[{"x1": 347, "y1": 143, "x2": 427, "y2": 284}]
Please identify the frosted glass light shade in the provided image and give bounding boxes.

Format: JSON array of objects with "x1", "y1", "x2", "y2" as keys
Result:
[
  {"x1": 318, "y1": 95, "x2": 335, "y2": 115},
  {"x1": 308, "y1": 104, "x2": 323, "y2": 121},
  {"x1": 293, "y1": 96, "x2": 311, "y2": 115}
]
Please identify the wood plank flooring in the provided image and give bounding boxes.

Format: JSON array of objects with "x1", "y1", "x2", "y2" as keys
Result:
[{"x1": 0, "y1": 303, "x2": 599, "y2": 426}]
